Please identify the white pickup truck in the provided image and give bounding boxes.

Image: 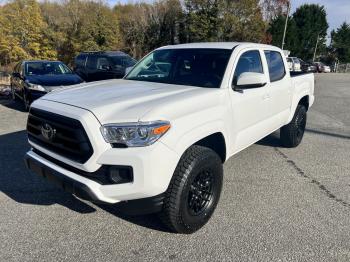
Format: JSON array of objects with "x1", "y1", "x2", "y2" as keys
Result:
[{"x1": 25, "y1": 42, "x2": 314, "y2": 234}]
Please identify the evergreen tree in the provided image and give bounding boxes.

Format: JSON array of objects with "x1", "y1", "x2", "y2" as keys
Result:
[
  {"x1": 268, "y1": 15, "x2": 298, "y2": 52},
  {"x1": 331, "y1": 22, "x2": 350, "y2": 63},
  {"x1": 184, "y1": 0, "x2": 221, "y2": 42},
  {"x1": 292, "y1": 4, "x2": 328, "y2": 60}
]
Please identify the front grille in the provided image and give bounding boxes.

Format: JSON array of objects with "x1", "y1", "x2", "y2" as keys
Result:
[{"x1": 27, "y1": 108, "x2": 93, "y2": 163}]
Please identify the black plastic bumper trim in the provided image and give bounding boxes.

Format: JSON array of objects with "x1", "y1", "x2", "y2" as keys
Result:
[
  {"x1": 32, "y1": 148, "x2": 133, "y2": 185},
  {"x1": 114, "y1": 193, "x2": 165, "y2": 215},
  {"x1": 24, "y1": 154, "x2": 105, "y2": 203},
  {"x1": 24, "y1": 153, "x2": 165, "y2": 213}
]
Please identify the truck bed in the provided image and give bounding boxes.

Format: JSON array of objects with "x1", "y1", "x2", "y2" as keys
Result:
[{"x1": 290, "y1": 71, "x2": 314, "y2": 77}]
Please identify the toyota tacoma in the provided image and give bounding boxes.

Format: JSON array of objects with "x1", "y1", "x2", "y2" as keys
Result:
[{"x1": 24, "y1": 42, "x2": 314, "y2": 234}]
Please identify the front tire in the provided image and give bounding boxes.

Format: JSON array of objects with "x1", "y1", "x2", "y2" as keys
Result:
[
  {"x1": 160, "y1": 145, "x2": 223, "y2": 234},
  {"x1": 280, "y1": 105, "x2": 307, "y2": 148}
]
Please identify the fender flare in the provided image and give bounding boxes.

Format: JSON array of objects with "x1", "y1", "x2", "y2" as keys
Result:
[
  {"x1": 287, "y1": 93, "x2": 309, "y2": 123},
  {"x1": 168, "y1": 119, "x2": 229, "y2": 162}
]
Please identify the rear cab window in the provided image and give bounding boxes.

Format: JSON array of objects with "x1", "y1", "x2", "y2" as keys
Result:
[{"x1": 264, "y1": 51, "x2": 286, "y2": 82}]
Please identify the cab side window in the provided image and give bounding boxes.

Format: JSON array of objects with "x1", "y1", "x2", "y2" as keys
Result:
[
  {"x1": 264, "y1": 51, "x2": 286, "y2": 82},
  {"x1": 233, "y1": 50, "x2": 263, "y2": 85}
]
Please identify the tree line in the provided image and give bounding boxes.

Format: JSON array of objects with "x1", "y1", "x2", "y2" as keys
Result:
[
  {"x1": 268, "y1": 4, "x2": 350, "y2": 64},
  {"x1": 0, "y1": 0, "x2": 349, "y2": 71}
]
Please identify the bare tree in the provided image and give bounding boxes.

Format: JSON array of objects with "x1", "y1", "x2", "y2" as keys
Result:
[{"x1": 260, "y1": 0, "x2": 290, "y2": 21}]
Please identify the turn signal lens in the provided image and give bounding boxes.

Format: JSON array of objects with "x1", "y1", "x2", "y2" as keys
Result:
[{"x1": 152, "y1": 124, "x2": 171, "y2": 135}]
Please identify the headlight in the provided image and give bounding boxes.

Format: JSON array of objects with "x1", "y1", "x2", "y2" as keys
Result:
[
  {"x1": 100, "y1": 121, "x2": 171, "y2": 147},
  {"x1": 27, "y1": 83, "x2": 46, "y2": 92}
]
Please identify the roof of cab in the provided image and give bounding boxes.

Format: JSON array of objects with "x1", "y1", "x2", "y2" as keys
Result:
[{"x1": 157, "y1": 42, "x2": 281, "y2": 50}]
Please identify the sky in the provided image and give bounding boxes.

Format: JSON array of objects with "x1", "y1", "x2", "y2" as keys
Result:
[{"x1": 109, "y1": 0, "x2": 350, "y2": 35}]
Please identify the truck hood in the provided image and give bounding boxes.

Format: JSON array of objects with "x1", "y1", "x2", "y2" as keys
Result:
[{"x1": 42, "y1": 79, "x2": 222, "y2": 124}]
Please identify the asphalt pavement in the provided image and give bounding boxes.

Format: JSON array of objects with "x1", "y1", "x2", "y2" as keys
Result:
[{"x1": 0, "y1": 74, "x2": 349, "y2": 261}]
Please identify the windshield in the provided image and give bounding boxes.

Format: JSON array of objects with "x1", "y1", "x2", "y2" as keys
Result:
[
  {"x1": 25, "y1": 62, "x2": 73, "y2": 76},
  {"x1": 125, "y1": 48, "x2": 232, "y2": 88}
]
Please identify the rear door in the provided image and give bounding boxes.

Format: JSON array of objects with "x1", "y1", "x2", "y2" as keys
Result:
[
  {"x1": 229, "y1": 49, "x2": 271, "y2": 152},
  {"x1": 262, "y1": 50, "x2": 293, "y2": 130}
]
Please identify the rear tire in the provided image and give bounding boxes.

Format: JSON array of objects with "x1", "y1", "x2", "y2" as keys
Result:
[
  {"x1": 159, "y1": 145, "x2": 223, "y2": 234},
  {"x1": 280, "y1": 105, "x2": 307, "y2": 148}
]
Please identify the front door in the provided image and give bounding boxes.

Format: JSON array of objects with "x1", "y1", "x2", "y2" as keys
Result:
[{"x1": 229, "y1": 49, "x2": 271, "y2": 152}]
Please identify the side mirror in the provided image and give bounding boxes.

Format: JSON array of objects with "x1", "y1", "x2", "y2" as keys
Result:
[
  {"x1": 234, "y1": 72, "x2": 267, "y2": 92},
  {"x1": 125, "y1": 66, "x2": 133, "y2": 75}
]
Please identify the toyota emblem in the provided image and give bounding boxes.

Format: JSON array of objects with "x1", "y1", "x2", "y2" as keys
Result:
[{"x1": 41, "y1": 123, "x2": 56, "y2": 141}]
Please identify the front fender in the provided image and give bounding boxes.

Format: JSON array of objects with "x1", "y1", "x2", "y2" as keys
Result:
[{"x1": 160, "y1": 119, "x2": 229, "y2": 161}]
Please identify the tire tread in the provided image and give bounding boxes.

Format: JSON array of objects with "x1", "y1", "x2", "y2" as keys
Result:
[{"x1": 160, "y1": 145, "x2": 221, "y2": 233}]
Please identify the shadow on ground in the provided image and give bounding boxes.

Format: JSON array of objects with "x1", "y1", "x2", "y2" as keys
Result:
[
  {"x1": 0, "y1": 130, "x2": 96, "y2": 213},
  {"x1": 256, "y1": 127, "x2": 350, "y2": 148},
  {"x1": 256, "y1": 131, "x2": 282, "y2": 147},
  {"x1": 306, "y1": 128, "x2": 350, "y2": 140},
  {"x1": 0, "y1": 129, "x2": 170, "y2": 232},
  {"x1": 0, "y1": 97, "x2": 27, "y2": 112}
]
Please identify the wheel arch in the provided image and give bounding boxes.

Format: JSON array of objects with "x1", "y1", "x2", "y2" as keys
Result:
[
  {"x1": 287, "y1": 94, "x2": 310, "y2": 123},
  {"x1": 298, "y1": 95, "x2": 309, "y2": 111},
  {"x1": 193, "y1": 132, "x2": 226, "y2": 163}
]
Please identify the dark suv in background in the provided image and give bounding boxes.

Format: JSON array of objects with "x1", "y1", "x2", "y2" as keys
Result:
[{"x1": 74, "y1": 51, "x2": 137, "y2": 82}]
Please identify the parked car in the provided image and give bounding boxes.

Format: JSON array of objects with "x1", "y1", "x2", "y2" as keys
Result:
[
  {"x1": 300, "y1": 59, "x2": 317, "y2": 73},
  {"x1": 314, "y1": 62, "x2": 331, "y2": 73},
  {"x1": 323, "y1": 65, "x2": 331, "y2": 73},
  {"x1": 11, "y1": 60, "x2": 83, "y2": 111},
  {"x1": 74, "y1": 51, "x2": 137, "y2": 82},
  {"x1": 286, "y1": 57, "x2": 301, "y2": 72},
  {"x1": 25, "y1": 42, "x2": 314, "y2": 233}
]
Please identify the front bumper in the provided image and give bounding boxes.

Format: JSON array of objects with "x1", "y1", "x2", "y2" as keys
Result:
[
  {"x1": 25, "y1": 140, "x2": 180, "y2": 204},
  {"x1": 24, "y1": 153, "x2": 102, "y2": 203}
]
